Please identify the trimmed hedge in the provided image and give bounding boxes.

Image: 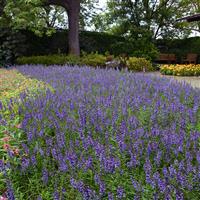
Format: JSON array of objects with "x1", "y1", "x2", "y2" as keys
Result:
[
  {"x1": 1, "y1": 29, "x2": 158, "y2": 65},
  {"x1": 16, "y1": 55, "x2": 81, "y2": 66},
  {"x1": 2, "y1": 29, "x2": 199, "y2": 66},
  {"x1": 16, "y1": 54, "x2": 156, "y2": 72},
  {"x1": 19, "y1": 30, "x2": 126, "y2": 56},
  {"x1": 126, "y1": 57, "x2": 154, "y2": 71},
  {"x1": 16, "y1": 54, "x2": 107, "y2": 67},
  {"x1": 81, "y1": 52, "x2": 106, "y2": 67}
]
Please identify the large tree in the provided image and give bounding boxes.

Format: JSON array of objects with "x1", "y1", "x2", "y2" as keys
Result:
[
  {"x1": 1, "y1": 0, "x2": 99, "y2": 56},
  {"x1": 44, "y1": 0, "x2": 81, "y2": 55}
]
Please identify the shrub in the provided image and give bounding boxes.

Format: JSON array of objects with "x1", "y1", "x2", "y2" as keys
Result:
[
  {"x1": 126, "y1": 57, "x2": 154, "y2": 71},
  {"x1": 106, "y1": 55, "x2": 114, "y2": 62},
  {"x1": 131, "y1": 43, "x2": 159, "y2": 61},
  {"x1": 64, "y1": 54, "x2": 81, "y2": 65},
  {"x1": 16, "y1": 55, "x2": 81, "y2": 66},
  {"x1": 160, "y1": 64, "x2": 200, "y2": 76},
  {"x1": 81, "y1": 52, "x2": 107, "y2": 67},
  {"x1": 16, "y1": 53, "x2": 108, "y2": 67}
]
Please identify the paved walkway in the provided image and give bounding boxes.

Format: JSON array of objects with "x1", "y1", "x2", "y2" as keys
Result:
[{"x1": 146, "y1": 72, "x2": 200, "y2": 89}]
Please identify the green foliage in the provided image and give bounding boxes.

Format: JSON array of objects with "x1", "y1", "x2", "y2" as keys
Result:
[
  {"x1": 2, "y1": 29, "x2": 200, "y2": 65},
  {"x1": 0, "y1": 68, "x2": 53, "y2": 196},
  {"x1": 80, "y1": 31, "x2": 126, "y2": 55},
  {"x1": 1, "y1": 0, "x2": 100, "y2": 34},
  {"x1": 16, "y1": 53, "x2": 107, "y2": 67},
  {"x1": 110, "y1": 35, "x2": 159, "y2": 61},
  {"x1": 16, "y1": 55, "x2": 81, "y2": 66},
  {"x1": 131, "y1": 42, "x2": 159, "y2": 61},
  {"x1": 0, "y1": 29, "x2": 27, "y2": 65},
  {"x1": 15, "y1": 54, "x2": 158, "y2": 71},
  {"x1": 1, "y1": 30, "x2": 126, "y2": 61},
  {"x1": 81, "y1": 52, "x2": 106, "y2": 67},
  {"x1": 100, "y1": 0, "x2": 193, "y2": 39},
  {"x1": 156, "y1": 37, "x2": 200, "y2": 63},
  {"x1": 126, "y1": 57, "x2": 154, "y2": 72}
]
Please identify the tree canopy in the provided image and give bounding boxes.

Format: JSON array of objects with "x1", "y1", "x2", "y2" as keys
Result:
[
  {"x1": 1, "y1": 0, "x2": 99, "y2": 32},
  {"x1": 93, "y1": 0, "x2": 199, "y2": 39}
]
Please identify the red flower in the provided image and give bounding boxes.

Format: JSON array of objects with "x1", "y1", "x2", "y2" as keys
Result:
[{"x1": 3, "y1": 144, "x2": 10, "y2": 150}]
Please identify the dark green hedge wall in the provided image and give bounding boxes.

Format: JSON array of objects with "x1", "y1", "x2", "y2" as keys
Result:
[
  {"x1": 0, "y1": 28, "x2": 27, "y2": 65},
  {"x1": 0, "y1": 29, "x2": 126, "y2": 65},
  {"x1": 156, "y1": 37, "x2": 200, "y2": 63},
  {"x1": 0, "y1": 28, "x2": 200, "y2": 65},
  {"x1": 21, "y1": 30, "x2": 126, "y2": 56}
]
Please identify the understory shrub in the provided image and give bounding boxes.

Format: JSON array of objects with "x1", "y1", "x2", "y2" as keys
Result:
[
  {"x1": 81, "y1": 52, "x2": 107, "y2": 67},
  {"x1": 16, "y1": 54, "x2": 155, "y2": 71},
  {"x1": 160, "y1": 64, "x2": 200, "y2": 76},
  {"x1": 16, "y1": 53, "x2": 107, "y2": 67},
  {"x1": 126, "y1": 57, "x2": 154, "y2": 71},
  {"x1": 16, "y1": 55, "x2": 81, "y2": 66}
]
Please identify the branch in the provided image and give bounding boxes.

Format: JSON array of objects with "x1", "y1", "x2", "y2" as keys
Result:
[
  {"x1": 150, "y1": 0, "x2": 158, "y2": 18},
  {"x1": 50, "y1": 8, "x2": 60, "y2": 27},
  {"x1": 180, "y1": 27, "x2": 200, "y2": 33},
  {"x1": 154, "y1": 25, "x2": 161, "y2": 39}
]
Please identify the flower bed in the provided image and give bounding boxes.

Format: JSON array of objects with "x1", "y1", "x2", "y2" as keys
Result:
[
  {"x1": 0, "y1": 69, "x2": 52, "y2": 199},
  {"x1": 160, "y1": 64, "x2": 200, "y2": 76},
  {"x1": 0, "y1": 69, "x2": 51, "y2": 103},
  {"x1": 1, "y1": 66, "x2": 200, "y2": 199}
]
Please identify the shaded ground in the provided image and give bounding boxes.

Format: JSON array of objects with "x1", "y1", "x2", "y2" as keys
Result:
[{"x1": 145, "y1": 72, "x2": 200, "y2": 89}]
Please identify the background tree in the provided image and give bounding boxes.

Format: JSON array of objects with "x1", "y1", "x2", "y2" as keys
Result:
[
  {"x1": 43, "y1": 0, "x2": 81, "y2": 55},
  {"x1": 1, "y1": 0, "x2": 99, "y2": 56},
  {"x1": 0, "y1": 0, "x2": 5, "y2": 16},
  {"x1": 94, "y1": 0, "x2": 194, "y2": 39}
]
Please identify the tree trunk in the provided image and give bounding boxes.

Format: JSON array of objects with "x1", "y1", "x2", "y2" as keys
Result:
[
  {"x1": 67, "y1": 5, "x2": 80, "y2": 56},
  {"x1": 45, "y1": 0, "x2": 80, "y2": 56}
]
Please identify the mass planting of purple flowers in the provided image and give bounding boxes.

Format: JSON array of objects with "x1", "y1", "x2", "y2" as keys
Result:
[{"x1": 1, "y1": 65, "x2": 200, "y2": 199}]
